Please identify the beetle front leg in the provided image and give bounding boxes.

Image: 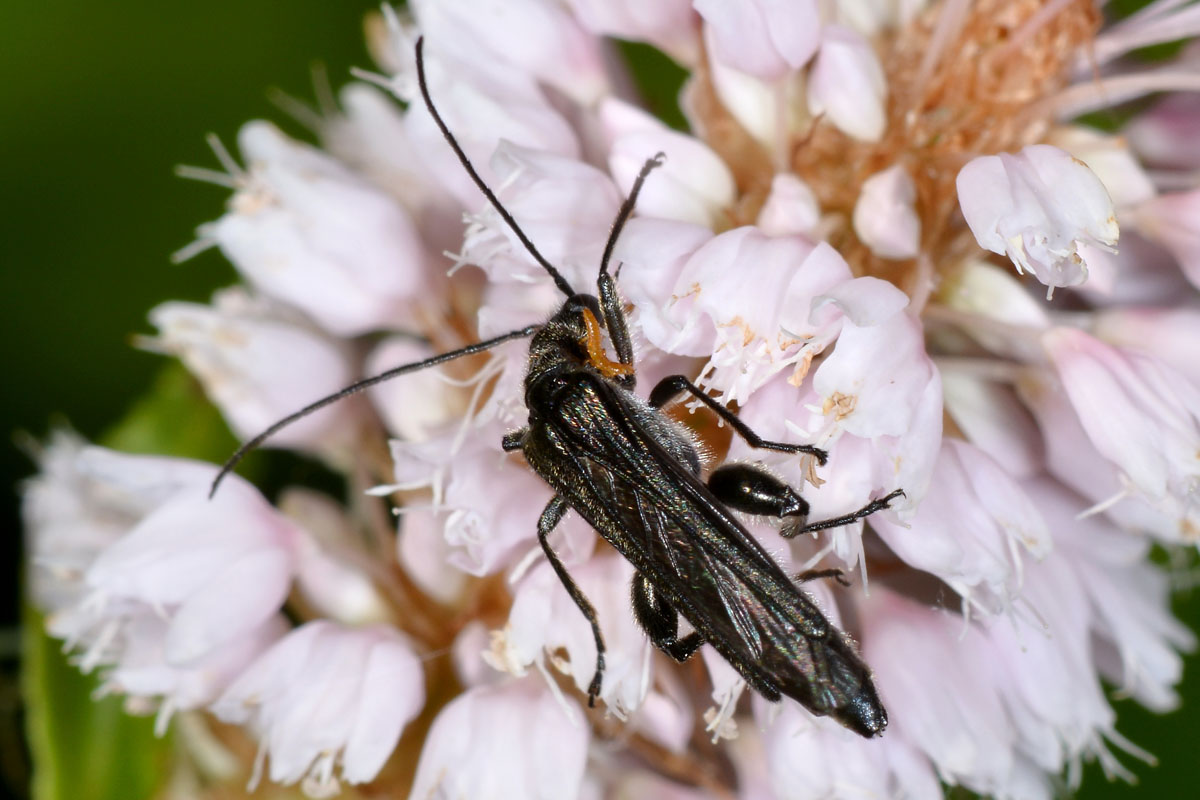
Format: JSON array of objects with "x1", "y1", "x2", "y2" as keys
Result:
[
  {"x1": 537, "y1": 495, "x2": 606, "y2": 707},
  {"x1": 631, "y1": 572, "x2": 703, "y2": 662}
]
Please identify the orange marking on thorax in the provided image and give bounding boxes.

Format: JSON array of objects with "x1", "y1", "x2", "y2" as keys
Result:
[{"x1": 581, "y1": 308, "x2": 634, "y2": 378}]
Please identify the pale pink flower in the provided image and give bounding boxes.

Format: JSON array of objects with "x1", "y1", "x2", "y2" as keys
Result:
[
  {"x1": 957, "y1": 144, "x2": 1119, "y2": 293},
  {"x1": 1092, "y1": 306, "x2": 1200, "y2": 386},
  {"x1": 604, "y1": 215, "x2": 714, "y2": 350},
  {"x1": 1025, "y1": 479, "x2": 1194, "y2": 713},
  {"x1": 699, "y1": 22, "x2": 799, "y2": 150},
  {"x1": 648, "y1": 232, "x2": 851, "y2": 403},
  {"x1": 410, "y1": 0, "x2": 608, "y2": 105},
  {"x1": 211, "y1": 621, "x2": 425, "y2": 796},
  {"x1": 388, "y1": 433, "x2": 594, "y2": 577},
  {"x1": 600, "y1": 98, "x2": 736, "y2": 226},
  {"x1": 1127, "y1": 92, "x2": 1200, "y2": 171},
  {"x1": 278, "y1": 490, "x2": 393, "y2": 625},
  {"x1": 147, "y1": 289, "x2": 357, "y2": 452},
  {"x1": 29, "y1": 2, "x2": 1200, "y2": 797},
  {"x1": 871, "y1": 438, "x2": 1050, "y2": 613},
  {"x1": 1129, "y1": 189, "x2": 1200, "y2": 290},
  {"x1": 102, "y1": 612, "x2": 287, "y2": 735},
  {"x1": 395, "y1": 505, "x2": 469, "y2": 606},
  {"x1": 1042, "y1": 326, "x2": 1200, "y2": 532},
  {"x1": 188, "y1": 121, "x2": 431, "y2": 337},
  {"x1": 565, "y1": 0, "x2": 700, "y2": 64},
  {"x1": 938, "y1": 259, "x2": 1051, "y2": 360},
  {"x1": 1046, "y1": 126, "x2": 1157, "y2": 209},
  {"x1": 758, "y1": 700, "x2": 940, "y2": 800},
  {"x1": 457, "y1": 141, "x2": 622, "y2": 288},
  {"x1": 368, "y1": 17, "x2": 579, "y2": 208},
  {"x1": 407, "y1": 678, "x2": 589, "y2": 800},
  {"x1": 942, "y1": 370, "x2": 1043, "y2": 478},
  {"x1": 320, "y1": 83, "x2": 464, "y2": 261},
  {"x1": 1018, "y1": 365, "x2": 1188, "y2": 543},
  {"x1": 365, "y1": 336, "x2": 463, "y2": 443},
  {"x1": 810, "y1": 277, "x2": 930, "y2": 440},
  {"x1": 487, "y1": 554, "x2": 651, "y2": 715},
  {"x1": 82, "y1": 463, "x2": 301, "y2": 665},
  {"x1": 22, "y1": 437, "x2": 298, "y2": 730},
  {"x1": 23, "y1": 431, "x2": 134, "y2": 619}
]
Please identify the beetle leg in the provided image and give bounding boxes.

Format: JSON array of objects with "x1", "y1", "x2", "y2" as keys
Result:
[
  {"x1": 781, "y1": 489, "x2": 906, "y2": 538},
  {"x1": 707, "y1": 463, "x2": 902, "y2": 540},
  {"x1": 794, "y1": 567, "x2": 852, "y2": 587},
  {"x1": 501, "y1": 428, "x2": 528, "y2": 452},
  {"x1": 537, "y1": 495, "x2": 606, "y2": 707},
  {"x1": 631, "y1": 572, "x2": 704, "y2": 662},
  {"x1": 648, "y1": 375, "x2": 828, "y2": 464},
  {"x1": 707, "y1": 463, "x2": 809, "y2": 518}
]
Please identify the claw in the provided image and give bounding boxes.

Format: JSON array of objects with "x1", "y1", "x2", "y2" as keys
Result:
[{"x1": 587, "y1": 673, "x2": 602, "y2": 708}]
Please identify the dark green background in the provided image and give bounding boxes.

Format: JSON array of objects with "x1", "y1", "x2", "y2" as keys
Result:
[{"x1": 2, "y1": 2, "x2": 1196, "y2": 798}]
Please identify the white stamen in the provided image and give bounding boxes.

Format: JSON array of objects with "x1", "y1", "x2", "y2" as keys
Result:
[
  {"x1": 173, "y1": 165, "x2": 239, "y2": 188},
  {"x1": 1088, "y1": 3, "x2": 1200, "y2": 67},
  {"x1": 204, "y1": 132, "x2": 243, "y2": 179},
  {"x1": 1052, "y1": 69, "x2": 1200, "y2": 119},
  {"x1": 1076, "y1": 487, "x2": 1130, "y2": 520},
  {"x1": 266, "y1": 88, "x2": 326, "y2": 133},
  {"x1": 914, "y1": 0, "x2": 970, "y2": 93},
  {"x1": 169, "y1": 236, "x2": 218, "y2": 265},
  {"x1": 534, "y1": 657, "x2": 581, "y2": 727}
]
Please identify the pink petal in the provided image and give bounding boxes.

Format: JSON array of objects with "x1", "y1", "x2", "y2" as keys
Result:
[
  {"x1": 165, "y1": 547, "x2": 293, "y2": 664},
  {"x1": 342, "y1": 636, "x2": 425, "y2": 783}
]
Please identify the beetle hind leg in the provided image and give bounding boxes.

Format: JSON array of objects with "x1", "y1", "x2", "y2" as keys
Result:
[
  {"x1": 781, "y1": 489, "x2": 906, "y2": 538},
  {"x1": 706, "y1": 463, "x2": 902, "y2": 538},
  {"x1": 631, "y1": 572, "x2": 703, "y2": 662}
]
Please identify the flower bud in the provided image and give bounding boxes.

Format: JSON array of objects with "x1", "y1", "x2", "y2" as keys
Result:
[
  {"x1": 852, "y1": 165, "x2": 921, "y2": 259},
  {"x1": 695, "y1": 0, "x2": 821, "y2": 80},
  {"x1": 807, "y1": 25, "x2": 888, "y2": 142}
]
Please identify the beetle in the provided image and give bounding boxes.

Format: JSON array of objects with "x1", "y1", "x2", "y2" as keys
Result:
[{"x1": 212, "y1": 36, "x2": 902, "y2": 738}]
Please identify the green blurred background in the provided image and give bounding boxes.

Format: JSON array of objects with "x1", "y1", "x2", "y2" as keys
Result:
[{"x1": 2, "y1": 2, "x2": 1197, "y2": 798}]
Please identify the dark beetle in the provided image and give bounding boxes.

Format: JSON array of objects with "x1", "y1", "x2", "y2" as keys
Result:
[{"x1": 213, "y1": 36, "x2": 902, "y2": 738}]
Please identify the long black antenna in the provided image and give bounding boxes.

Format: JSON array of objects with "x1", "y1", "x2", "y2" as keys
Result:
[
  {"x1": 599, "y1": 152, "x2": 665, "y2": 278},
  {"x1": 209, "y1": 325, "x2": 539, "y2": 497},
  {"x1": 415, "y1": 37, "x2": 576, "y2": 299}
]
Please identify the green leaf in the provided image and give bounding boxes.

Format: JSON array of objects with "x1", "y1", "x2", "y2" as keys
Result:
[
  {"x1": 22, "y1": 604, "x2": 172, "y2": 800},
  {"x1": 616, "y1": 40, "x2": 689, "y2": 131}
]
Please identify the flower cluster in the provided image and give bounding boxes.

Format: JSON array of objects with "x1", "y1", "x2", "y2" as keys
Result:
[{"x1": 23, "y1": 2, "x2": 1200, "y2": 798}]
